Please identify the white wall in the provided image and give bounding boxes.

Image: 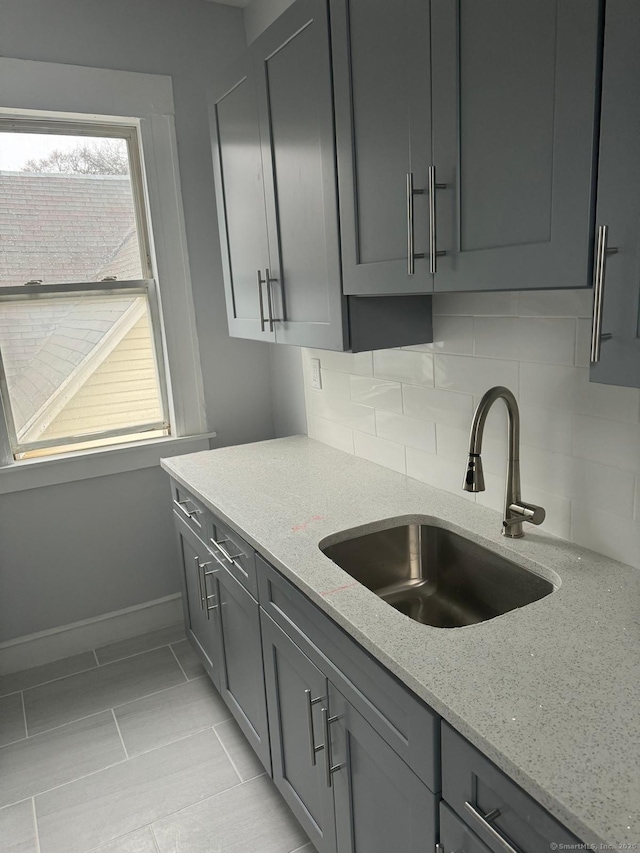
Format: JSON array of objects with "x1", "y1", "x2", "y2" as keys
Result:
[
  {"x1": 0, "y1": 0, "x2": 277, "y2": 642},
  {"x1": 302, "y1": 289, "x2": 640, "y2": 570}
]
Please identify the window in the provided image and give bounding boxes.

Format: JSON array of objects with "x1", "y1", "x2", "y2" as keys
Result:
[{"x1": 0, "y1": 120, "x2": 170, "y2": 459}]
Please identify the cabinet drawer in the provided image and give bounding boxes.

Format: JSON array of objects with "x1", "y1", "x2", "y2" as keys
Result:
[
  {"x1": 440, "y1": 801, "x2": 490, "y2": 853},
  {"x1": 209, "y1": 516, "x2": 258, "y2": 599},
  {"x1": 171, "y1": 480, "x2": 211, "y2": 543},
  {"x1": 257, "y1": 554, "x2": 440, "y2": 792},
  {"x1": 442, "y1": 723, "x2": 581, "y2": 853}
]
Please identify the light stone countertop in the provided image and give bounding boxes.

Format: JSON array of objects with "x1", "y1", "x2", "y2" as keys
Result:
[{"x1": 161, "y1": 435, "x2": 640, "y2": 849}]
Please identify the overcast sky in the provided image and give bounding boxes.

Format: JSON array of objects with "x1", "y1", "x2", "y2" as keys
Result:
[{"x1": 0, "y1": 133, "x2": 104, "y2": 171}]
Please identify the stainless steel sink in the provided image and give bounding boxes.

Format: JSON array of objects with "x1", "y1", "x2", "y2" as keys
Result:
[{"x1": 320, "y1": 522, "x2": 554, "y2": 628}]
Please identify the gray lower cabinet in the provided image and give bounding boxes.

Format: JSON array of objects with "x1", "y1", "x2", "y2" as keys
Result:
[
  {"x1": 173, "y1": 511, "x2": 220, "y2": 687},
  {"x1": 439, "y1": 802, "x2": 491, "y2": 853},
  {"x1": 589, "y1": 0, "x2": 640, "y2": 388},
  {"x1": 261, "y1": 611, "x2": 336, "y2": 853},
  {"x1": 214, "y1": 563, "x2": 270, "y2": 773},
  {"x1": 329, "y1": 683, "x2": 437, "y2": 853}
]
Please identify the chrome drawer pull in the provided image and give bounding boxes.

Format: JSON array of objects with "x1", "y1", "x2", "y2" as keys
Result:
[
  {"x1": 428, "y1": 165, "x2": 447, "y2": 274},
  {"x1": 194, "y1": 556, "x2": 204, "y2": 609},
  {"x1": 211, "y1": 537, "x2": 243, "y2": 564},
  {"x1": 196, "y1": 560, "x2": 214, "y2": 616},
  {"x1": 464, "y1": 801, "x2": 523, "y2": 853},
  {"x1": 321, "y1": 707, "x2": 344, "y2": 788},
  {"x1": 174, "y1": 498, "x2": 201, "y2": 520},
  {"x1": 304, "y1": 689, "x2": 324, "y2": 766},
  {"x1": 257, "y1": 269, "x2": 267, "y2": 332}
]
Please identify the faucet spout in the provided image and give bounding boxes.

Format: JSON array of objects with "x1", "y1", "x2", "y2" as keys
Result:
[{"x1": 463, "y1": 386, "x2": 545, "y2": 538}]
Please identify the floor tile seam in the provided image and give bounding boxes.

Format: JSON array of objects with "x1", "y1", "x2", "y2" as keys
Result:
[
  {"x1": 0, "y1": 708, "x2": 113, "y2": 751},
  {"x1": 110, "y1": 709, "x2": 129, "y2": 760},
  {"x1": 167, "y1": 644, "x2": 189, "y2": 682},
  {"x1": 212, "y1": 724, "x2": 244, "y2": 783},
  {"x1": 2, "y1": 753, "x2": 130, "y2": 811},
  {"x1": 31, "y1": 797, "x2": 42, "y2": 853},
  {"x1": 0, "y1": 663, "x2": 98, "y2": 698},
  {"x1": 24, "y1": 674, "x2": 193, "y2": 738},
  {"x1": 94, "y1": 639, "x2": 186, "y2": 668},
  {"x1": 21, "y1": 690, "x2": 28, "y2": 738},
  {"x1": 145, "y1": 776, "x2": 247, "y2": 833}
]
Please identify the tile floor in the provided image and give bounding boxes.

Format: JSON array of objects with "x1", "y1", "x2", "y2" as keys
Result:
[{"x1": 0, "y1": 625, "x2": 313, "y2": 853}]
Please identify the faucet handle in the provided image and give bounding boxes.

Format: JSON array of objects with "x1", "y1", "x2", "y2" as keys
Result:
[{"x1": 503, "y1": 501, "x2": 546, "y2": 530}]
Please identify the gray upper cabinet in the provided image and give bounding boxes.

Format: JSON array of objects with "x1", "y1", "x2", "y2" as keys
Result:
[
  {"x1": 430, "y1": 0, "x2": 602, "y2": 293},
  {"x1": 253, "y1": 0, "x2": 346, "y2": 349},
  {"x1": 331, "y1": 0, "x2": 433, "y2": 295},
  {"x1": 589, "y1": 0, "x2": 640, "y2": 388},
  {"x1": 209, "y1": 56, "x2": 276, "y2": 343}
]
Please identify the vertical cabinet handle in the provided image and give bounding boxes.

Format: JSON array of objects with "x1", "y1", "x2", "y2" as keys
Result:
[
  {"x1": 464, "y1": 802, "x2": 522, "y2": 853},
  {"x1": 194, "y1": 556, "x2": 204, "y2": 609},
  {"x1": 406, "y1": 172, "x2": 425, "y2": 275},
  {"x1": 265, "y1": 268, "x2": 280, "y2": 331},
  {"x1": 321, "y1": 706, "x2": 344, "y2": 788},
  {"x1": 428, "y1": 166, "x2": 447, "y2": 274},
  {"x1": 304, "y1": 689, "x2": 324, "y2": 766},
  {"x1": 590, "y1": 225, "x2": 617, "y2": 363},
  {"x1": 201, "y1": 563, "x2": 217, "y2": 619},
  {"x1": 257, "y1": 270, "x2": 267, "y2": 332}
]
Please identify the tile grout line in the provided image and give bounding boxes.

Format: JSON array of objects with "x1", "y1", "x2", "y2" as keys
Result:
[
  {"x1": 212, "y1": 725, "x2": 244, "y2": 783},
  {"x1": 31, "y1": 797, "x2": 42, "y2": 853},
  {"x1": 167, "y1": 643, "x2": 190, "y2": 682},
  {"x1": 0, "y1": 663, "x2": 98, "y2": 700},
  {"x1": 20, "y1": 690, "x2": 28, "y2": 739},
  {"x1": 111, "y1": 708, "x2": 129, "y2": 760},
  {"x1": 92, "y1": 648, "x2": 100, "y2": 667},
  {"x1": 149, "y1": 823, "x2": 162, "y2": 853}
]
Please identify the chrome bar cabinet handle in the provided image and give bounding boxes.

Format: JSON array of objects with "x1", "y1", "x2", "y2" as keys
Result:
[
  {"x1": 304, "y1": 689, "x2": 324, "y2": 766},
  {"x1": 257, "y1": 270, "x2": 267, "y2": 332},
  {"x1": 321, "y1": 707, "x2": 343, "y2": 788},
  {"x1": 590, "y1": 224, "x2": 618, "y2": 363},
  {"x1": 406, "y1": 172, "x2": 425, "y2": 276},
  {"x1": 428, "y1": 166, "x2": 447, "y2": 275},
  {"x1": 211, "y1": 537, "x2": 243, "y2": 564},
  {"x1": 174, "y1": 499, "x2": 200, "y2": 520},
  {"x1": 265, "y1": 268, "x2": 280, "y2": 332},
  {"x1": 200, "y1": 562, "x2": 216, "y2": 619},
  {"x1": 464, "y1": 802, "x2": 522, "y2": 853},
  {"x1": 194, "y1": 556, "x2": 205, "y2": 610}
]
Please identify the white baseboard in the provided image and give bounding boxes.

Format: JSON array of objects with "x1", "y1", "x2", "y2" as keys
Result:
[{"x1": 0, "y1": 593, "x2": 183, "y2": 675}]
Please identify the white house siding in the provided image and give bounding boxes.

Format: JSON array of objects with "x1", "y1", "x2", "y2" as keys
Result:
[{"x1": 40, "y1": 315, "x2": 163, "y2": 440}]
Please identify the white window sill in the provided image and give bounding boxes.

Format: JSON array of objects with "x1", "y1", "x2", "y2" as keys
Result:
[{"x1": 0, "y1": 432, "x2": 217, "y2": 495}]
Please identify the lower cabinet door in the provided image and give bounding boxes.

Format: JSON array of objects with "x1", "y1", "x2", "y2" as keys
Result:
[
  {"x1": 173, "y1": 511, "x2": 220, "y2": 686},
  {"x1": 329, "y1": 683, "x2": 438, "y2": 853},
  {"x1": 440, "y1": 801, "x2": 491, "y2": 853},
  {"x1": 261, "y1": 612, "x2": 337, "y2": 853},
  {"x1": 215, "y1": 565, "x2": 271, "y2": 773}
]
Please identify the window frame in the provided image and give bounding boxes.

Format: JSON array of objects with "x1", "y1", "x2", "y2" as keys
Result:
[{"x1": 0, "y1": 56, "x2": 212, "y2": 485}]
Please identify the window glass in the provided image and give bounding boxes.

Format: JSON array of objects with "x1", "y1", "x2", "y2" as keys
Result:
[{"x1": 0, "y1": 132, "x2": 144, "y2": 285}]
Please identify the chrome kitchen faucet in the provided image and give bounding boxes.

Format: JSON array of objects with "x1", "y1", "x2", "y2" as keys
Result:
[{"x1": 463, "y1": 386, "x2": 546, "y2": 538}]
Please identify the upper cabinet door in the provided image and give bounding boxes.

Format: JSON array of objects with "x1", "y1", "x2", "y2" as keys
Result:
[
  {"x1": 589, "y1": 0, "x2": 640, "y2": 388},
  {"x1": 331, "y1": 0, "x2": 433, "y2": 296},
  {"x1": 209, "y1": 58, "x2": 276, "y2": 342},
  {"x1": 430, "y1": 0, "x2": 602, "y2": 293},
  {"x1": 252, "y1": 0, "x2": 347, "y2": 350}
]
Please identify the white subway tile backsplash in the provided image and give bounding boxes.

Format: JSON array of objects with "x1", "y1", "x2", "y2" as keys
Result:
[
  {"x1": 353, "y1": 431, "x2": 406, "y2": 474},
  {"x1": 373, "y1": 349, "x2": 434, "y2": 386},
  {"x1": 404, "y1": 316, "x2": 474, "y2": 355},
  {"x1": 307, "y1": 415, "x2": 354, "y2": 454},
  {"x1": 403, "y1": 385, "x2": 474, "y2": 430},
  {"x1": 406, "y1": 447, "x2": 475, "y2": 502},
  {"x1": 519, "y1": 289, "x2": 593, "y2": 318},
  {"x1": 306, "y1": 348, "x2": 373, "y2": 376},
  {"x1": 572, "y1": 505, "x2": 640, "y2": 568},
  {"x1": 349, "y1": 376, "x2": 403, "y2": 412},
  {"x1": 435, "y1": 354, "x2": 519, "y2": 395},
  {"x1": 433, "y1": 291, "x2": 519, "y2": 316},
  {"x1": 573, "y1": 415, "x2": 640, "y2": 474},
  {"x1": 474, "y1": 317, "x2": 576, "y2": 365},
  {"x1": 376, "y1": 411, "x2": 437, "y2": 454},
  {"x1": 301, "y1": 286, "x2": 640, "y2": 570}
]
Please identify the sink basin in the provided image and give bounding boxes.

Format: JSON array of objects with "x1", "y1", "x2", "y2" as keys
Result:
[{"x1": 320, "y1": 521, "x2": 554, "y2": 628}]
